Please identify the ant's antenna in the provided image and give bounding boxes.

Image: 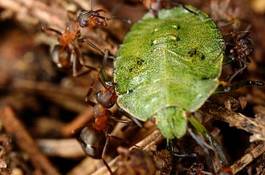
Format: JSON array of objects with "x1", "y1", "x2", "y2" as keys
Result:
[{"x1": 90, "y1": 0, "x2": 93, "y2": 11}]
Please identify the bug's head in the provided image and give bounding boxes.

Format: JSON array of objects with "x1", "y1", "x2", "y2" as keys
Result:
[{"x1": 78, "y1": 126, "x2": 106, "y2": 159}]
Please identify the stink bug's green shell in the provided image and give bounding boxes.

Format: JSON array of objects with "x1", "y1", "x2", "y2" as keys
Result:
[{"x1": 114, "y1": 6, "x2": 224, "y2": 139}]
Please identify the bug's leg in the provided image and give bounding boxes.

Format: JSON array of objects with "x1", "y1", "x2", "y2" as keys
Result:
[
  {"x1": 228, "y1": 63, "x2": 247, "y2": 82},
  {"x1": 217, "y1": 80, "x2": 265, "y2": 94},
  {"x1": 118, "y1": 109, "x2": 143, "y2": 128},
  {"x1": 188, "y1": 116, "x2": 229, "y2": 166},
  {"x1": 167, "y1": 140, "x2": 197, "y2": 158},
  {"x1": 180, "y1": 4, "x2": 198, "y2": 15},
  {"x1": 41, "y1": 24, "x2": 62, "y2": 37}
]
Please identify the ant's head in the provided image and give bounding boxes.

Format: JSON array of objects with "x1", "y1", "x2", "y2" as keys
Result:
[{"x1": 77, "y1": 10, "x2": 92, "y2": 27}]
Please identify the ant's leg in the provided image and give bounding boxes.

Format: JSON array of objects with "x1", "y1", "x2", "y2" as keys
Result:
[
  {"x1": 41, "y1": 24, "x2": 62, "y2": 37},
  {"x1": 85, "y1": 81, "x2": 95, "y2": 103},
  {"x1": 94, "y1": 9, "x2": 106, "y2": 13},
  {"x1": 118, "y1": 109, "x2": 143, "y2": 128},
  {"x1": 76, "y1": 46, "x2": 99, "y2": 72},
  {"x1": 99, "y1": 49, "x2": 113, "y2": 88},
  {"x1": 71, "y1": 47, "x2": 82, "y2": 77},
  {"x1": 101, "y1": 134, "x2": 114, "y2": 175},
  {"x1": 109, "y1": 116, "x2": 132, "y2": 124},
  {"x1": 78, "y1": 36, "x2": 106, "y2": 56},
  {"x1": 102, "y1": 158, "x2": 113, "y2": 175},
  {"x1": 216, "y1": 80, "x2": 264, "y2": 94},
  {"x1": 72, "y1": 47, "x2": 98, "y2": 78}
]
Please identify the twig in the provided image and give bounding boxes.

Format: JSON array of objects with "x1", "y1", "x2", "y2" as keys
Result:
[
  {"x1": 230, "y1": 142, "x2": 265, "y2": 174},
  {"x1": 38, "y1": 139, "x2": 85, "y2": 158},
  {"x1": 68, "y1": 157, "x2": 102, "y2": 175},
  {"x1": 0, "y1": 106, "x2": 60, "y2": 175},
  {"x1": 61, "y1": 107, "x2": 94, "y2": 137},
  {"x1": 38, "y1": 92, "x2": 87, "y2": 113},
  {"x1": 91, "y1": 129, "x2": 163, "y2": 175},
  {"x1": 205, "y1": 105, "x2": 265, "y2": 142},
  {"x1": 2, "y1": 79, "x2": 88, "y2": 112},
  {"x1": 11, "y1": 79, "x2": 85, "y2": 100}
]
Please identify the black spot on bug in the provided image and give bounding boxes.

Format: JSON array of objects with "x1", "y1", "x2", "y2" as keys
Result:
[
  {"x1": 137, "y1": 59, "x2": 144, "y2": 66},
  {"x1": 128, "y1": 89, "x2": 134, "y2": 94},
  {"x1": 128, "y1": 57, "x2": 145, "y2": 74},
  {"x1": 201, "y1": 76, "x2": 209, "y2": 80},
  {"x1": 200, "y1": 54, "x2": 205, "y2": 60},
  {"x1": 188, "y1": 48, "x2": 197, "y2": 57}
]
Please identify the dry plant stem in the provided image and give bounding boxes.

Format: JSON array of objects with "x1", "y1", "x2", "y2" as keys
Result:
[
  {"x1": 40, "y1": 92, "x2": 87, "y2": 113},
  {"x1": 61, "y1": 107, "x2": 94, "y2": 137},
  {"x1": 68, "y1": 158, "x2": 102, "y2": 175},
  {"x1": 206, "y1": 106, "x2": 265, "y2": 141},
  {"x1": 38, "y1": 139, "x2": 85, "y2": 158},
  {"x1": 0, "y1": 106, "x2": 60, "y2": 175},
  {"x1": 91, "y1": 129, "x2": 163, "y2": 175},
  {"x1": 12, "y1": 79, "x2": 85, "y2": 100},
  {"x1": 68, "y1": 129, "x2": 162, "y2": 175},
  {"x1": 230, "y1": 142, "x2": 265, "y2": 174},
  {"x1": 7, "y1": 79, "x2": 87, "y2": 112}
]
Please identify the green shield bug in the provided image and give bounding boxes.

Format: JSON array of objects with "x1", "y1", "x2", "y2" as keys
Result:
[{"x1": 113, "y1": 6, "x2": 224, "y2": 139}]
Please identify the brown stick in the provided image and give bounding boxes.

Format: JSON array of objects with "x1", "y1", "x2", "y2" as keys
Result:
[
  {"x1": 38, "y1": 139, "x2": 85, "y2": 158},
  {"x1": 91, "y1": 129, "x2": 163, "y2": 175},
  {"x1": 230, "y1": 142, "x2": 265, "y2": 174},
  {"x1": 205, "y1": 105, "x2": 265, "y2": 142},
  {"x1": 61, "y1": 107, "x2": 94, "y2": 137},
  {"x1": 0, "y1": 106, "x2": 60, "y2": 175}
]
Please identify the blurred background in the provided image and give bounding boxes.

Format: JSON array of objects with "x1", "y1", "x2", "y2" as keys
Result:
[{"x1": 0, "y1": 0, "x2": 265, "y2": 175}]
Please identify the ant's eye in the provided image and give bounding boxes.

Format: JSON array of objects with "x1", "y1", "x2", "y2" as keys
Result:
[{"x1": 79, "y1": 18, "x2": 88, "y2": 27}]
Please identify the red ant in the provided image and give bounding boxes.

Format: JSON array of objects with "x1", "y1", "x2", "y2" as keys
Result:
[
  {"x1": 78, "y1": 85, "x2": 117, "y2": 174},
  {"x1": 76, "y1": 0, "x2": 110, "y2": 29},
  {"x1": 41, "y1": 20, "x2": 105, "y2": 76},
  {"x1": 77, "y1": 9, "x2": 109, "y2": 29},
  {"x1": 76, "y1": 0, "x2": 131, "y2": 29},
  {"x1": 78, "y1": 51, "x2": 142, "y2": 174}
]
